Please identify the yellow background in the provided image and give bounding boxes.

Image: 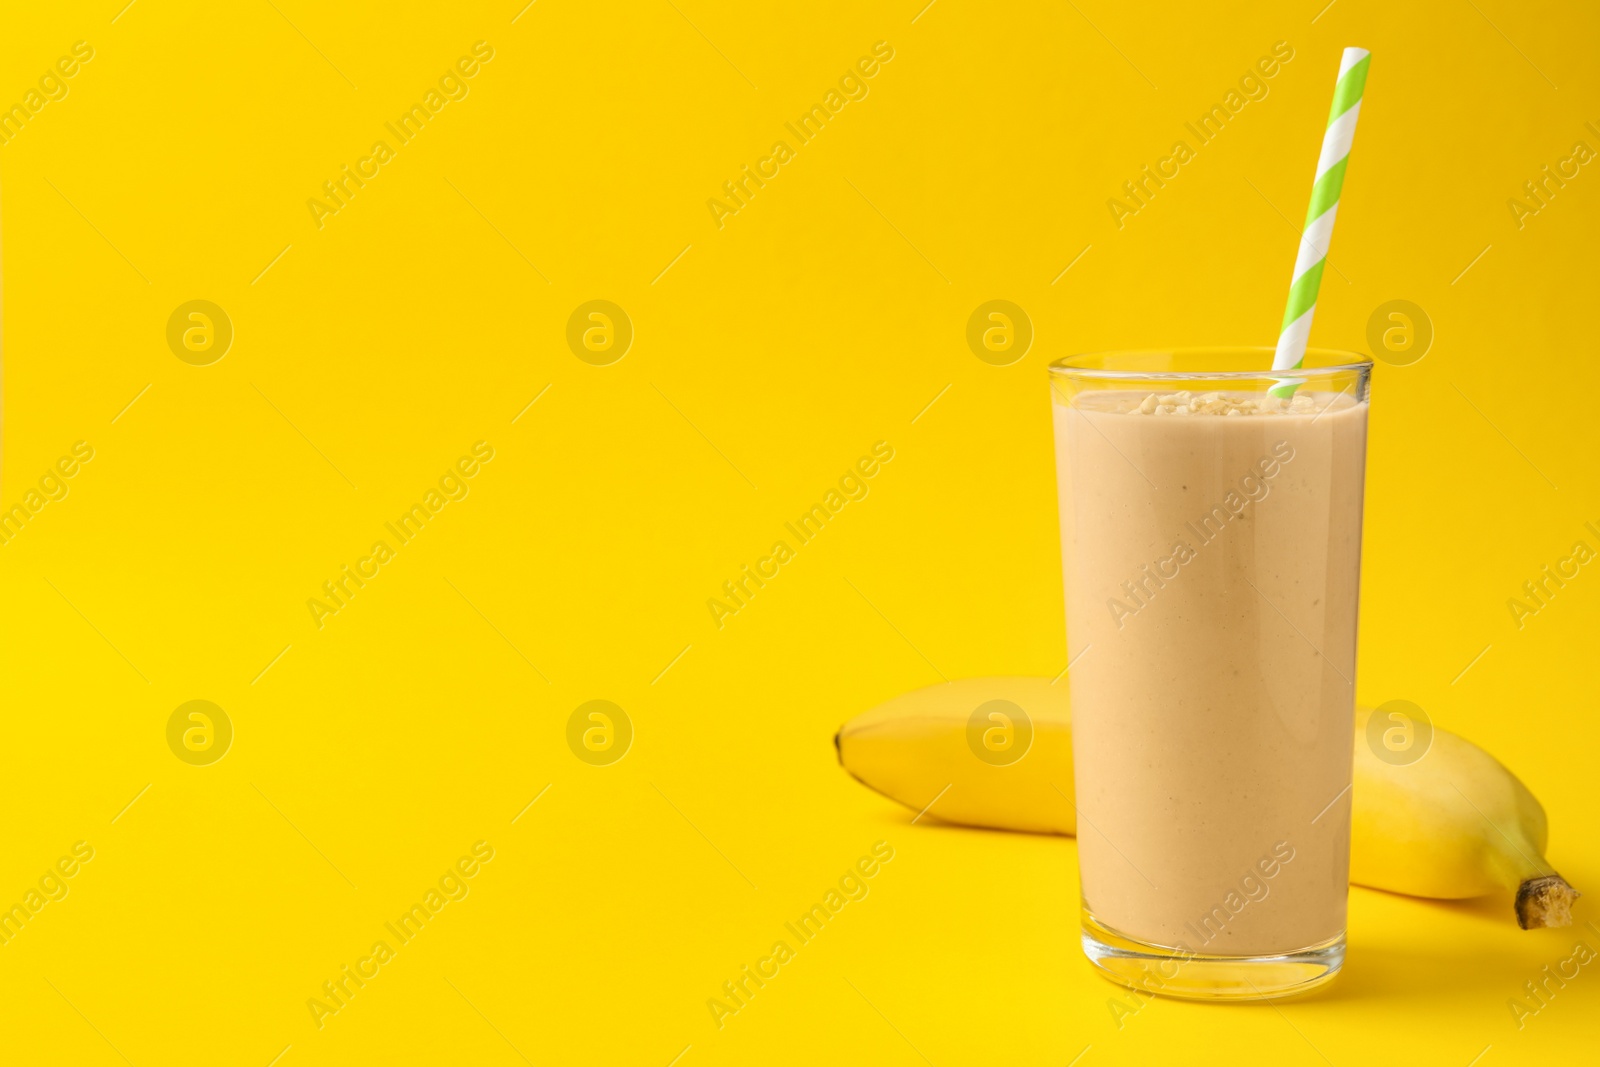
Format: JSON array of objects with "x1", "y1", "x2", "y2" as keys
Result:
[{"x1": 2, "y1": 0, "x2": 1597, "y2": 1063}]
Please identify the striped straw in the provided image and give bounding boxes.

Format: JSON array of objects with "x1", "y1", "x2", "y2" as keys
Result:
[{"x1": 1271, "y1": 47, "x2": 1371, "y2": 386}]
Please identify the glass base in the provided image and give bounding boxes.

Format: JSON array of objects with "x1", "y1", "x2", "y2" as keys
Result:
[{"x1": 1081, "y1": 911, "x2": 1344, "y2": 1001}]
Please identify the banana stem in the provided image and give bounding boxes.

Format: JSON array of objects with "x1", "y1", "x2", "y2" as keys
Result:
[
  {"x1": 1517, "y1": 875, "x2": 1581, "y2": 929},
  {"x1": 1483, "y1": 828, "x2": 1580, "y2": 928}
]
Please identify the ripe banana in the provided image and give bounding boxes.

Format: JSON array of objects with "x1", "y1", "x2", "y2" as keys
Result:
[
  {"x1": 836, "y1": 678, "x2": 1579, "y2": 928},
  {"x1": 1351, "y1": 706, "x2": 1578, "y2": 928},
  {"x1": 839, "y1": 677, "x2": 1076, "y2": 835}
]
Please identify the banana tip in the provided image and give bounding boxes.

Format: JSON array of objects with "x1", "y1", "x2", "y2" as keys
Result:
[{"x1": 1516, "y1": 874, "x2": 1581, "y2": 929}]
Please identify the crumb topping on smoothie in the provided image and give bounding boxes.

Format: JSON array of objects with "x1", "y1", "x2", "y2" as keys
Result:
[{"x1": 1136, "y1": 390, "x2": 1317, "y2": 416}]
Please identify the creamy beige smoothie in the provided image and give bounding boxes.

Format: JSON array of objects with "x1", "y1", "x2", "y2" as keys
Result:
[{"x1": 1054, "y1": 387, "x2": 1366, "y2": 958}]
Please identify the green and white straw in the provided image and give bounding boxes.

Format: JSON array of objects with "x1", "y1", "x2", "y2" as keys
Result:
[{"x1": 1271, "y1": 47, "x2": 1371, "y2": 386}]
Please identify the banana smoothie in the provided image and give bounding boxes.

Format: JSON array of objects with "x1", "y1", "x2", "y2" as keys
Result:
[{"x1": 1053, "y1": 385, "x2": 1367, "y2": 962}]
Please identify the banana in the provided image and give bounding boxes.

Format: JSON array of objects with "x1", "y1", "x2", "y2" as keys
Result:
[
  {"x1": 836, "y1": 677, "x2": 1076, "y2": 835},
  {"x1": 836, "y1": 678, "x2": 1579, "y2": 928},
  {"x1": 1351, "y1": 706, "x2": 1578, "y2": 928}
]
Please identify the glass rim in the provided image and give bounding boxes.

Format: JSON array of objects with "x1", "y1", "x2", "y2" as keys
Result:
[{"x1": 1048, "y1": 346, "x2": 1372, "y2": 382}]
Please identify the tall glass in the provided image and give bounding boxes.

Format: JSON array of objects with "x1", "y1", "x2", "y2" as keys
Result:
[{"x1": 1049, "y1": 349, "x2": 1371, "y2": 1000}]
